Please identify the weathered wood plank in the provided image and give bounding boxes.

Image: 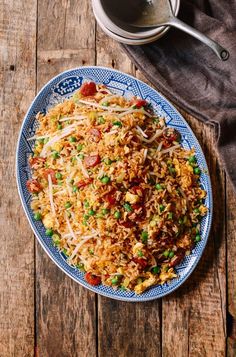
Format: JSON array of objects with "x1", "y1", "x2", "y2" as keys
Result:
[
  {"x1": 0, "y1": 0, "x2": 37, "y2": 355},
  {"x1": 96, "y1": 27, "x2": 161, "y2": 357},
  {"x1": 161, "y1": 114, "x2": 226, "y2": 357},
  {"x1": 226, "y1": 179, "x2": 236, "y2": 357},
  {"x1": 36, "y1": 1, "x2": 97, "y2": 356},
  {"x1": 37, "y1": 0, "x2": 96, "y2": 84},
  {"x1": 36, "y1": 245, "x2": 97, "y2": 357}
]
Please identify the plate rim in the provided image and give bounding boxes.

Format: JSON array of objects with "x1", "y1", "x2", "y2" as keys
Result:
[{"x1": 16, "y1": 66, "x2": 213, "y2": 302}]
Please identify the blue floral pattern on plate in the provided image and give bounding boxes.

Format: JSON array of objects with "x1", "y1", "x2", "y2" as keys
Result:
[{"x1": 16, "y1": 67, "x2": 213, "y2": 301}]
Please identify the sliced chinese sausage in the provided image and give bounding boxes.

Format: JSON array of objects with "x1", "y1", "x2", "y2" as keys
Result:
[
  {"x1": 43, "y1": 169, "x2": 57, "y2": 184},
  {"x1": 89, "y1": 128, "x2": 101, "y2": 143},
  {"x1": 84, "y1": 272, "x2": 101, "y2": 286},
  {"x1": 26, "y1": 179, "x2": 42, "y2": 193},
  {"x1": 131, "y1": 98, "x2": 148, "y2": 108},
  {"x1": 84, "y1": 154, "x2": 101, "y2": 168},
  {"x1": 80, "y1": 82, "x2": 97, "y2": 96}
]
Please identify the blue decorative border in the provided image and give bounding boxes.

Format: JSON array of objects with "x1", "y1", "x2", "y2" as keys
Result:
[{"x1": 16, "y1": 66, "x2": 213, "y2": 302}]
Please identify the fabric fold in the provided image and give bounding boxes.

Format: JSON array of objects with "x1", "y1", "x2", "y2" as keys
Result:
[{"x1": 122, "y1": 0, "x2": 236, "y2": 190}]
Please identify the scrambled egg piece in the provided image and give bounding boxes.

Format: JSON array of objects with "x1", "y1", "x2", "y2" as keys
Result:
[
  {"x1": 51, "y1": 142, "x2": 63, "y2": 152},
  {"x1": 199, "y1": 205, "x2": 208, "y2": 216},
  {"x1": 134, "y1": 273, "x2": 156, "y2": 294},
  {"x1": 159, "y1": 269, "x2": 177, "y2": 283},
  {"x1": 125, "y1": 191, "x2": 139, "y2": 204},
  {"x1": 42, "y1": 213, "x2": 54, "y2": 229},
  {"x1": 132, "y1": 242, "x2": 144, "y2": 255},
  {"x1": 124, "y1": 145, "x2": 130, "y2": 154}
]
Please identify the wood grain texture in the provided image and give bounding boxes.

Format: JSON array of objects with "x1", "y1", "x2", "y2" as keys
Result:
[
  {"x1": 37, "y1": 0, "x2": 96, "y2": 86},
  {"x1": 96, "y1": 27, "x2": 161, "y2": 357},
  {"x1": 0, "y1": 0, "x2": 36, "y2": 355},
  {"x1": 36, "y1": 1, "x2": 97, "y2": 356},
  {"x1": 161, "y1": 115, "x2": 226, "y2": 357},
  {"x1": 227, "y1": 180, "x2": 236, "y2": 356}
]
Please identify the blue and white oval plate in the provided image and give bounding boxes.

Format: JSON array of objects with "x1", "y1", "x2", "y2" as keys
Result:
[{"x1": 16, "y1": 66, "x2": 212, "y2": 302}]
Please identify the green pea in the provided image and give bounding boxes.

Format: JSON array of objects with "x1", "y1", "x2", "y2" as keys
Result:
[
  {"x1": 114, "y1": 211, "x2": 121, "y2": 219},
  {"x1": 57, "y1": 123, "x2": 62, "y2": 130},
  {"x1": 83, "y1": 214, "x2": 89, "y2": 221},
  {"x1": 111, "y1": 276, "x2": 119, "y2": 285},
  {"x1": 78, "y1": 154, "x2": 84, "y2": 160},
  {"x1": 141, "y1": 231, "x2": 148, "y2": 243},
  {"x1": 52, "y1": 233, "x2": 60, "y2": 243},
  {"x1": 102, "y1": 102, "x2": 109, "y2": 107},
  {"x1": 159, "y1": 204, "x2": 165, "y2": 212},
  {"x1": 194, "y1": 167, "x2": 201, "y2": 175},
  {"x1": 113, "y1": 121, "x2": 122, "y2": 128},
  {"x1": 53, "y1": 240, "x2": 60, "y2": 246},
  {"x1": 152, "y1": 266, "x2": 160, "y2": 274},
  {"x1": 63, "y1": 249, "x2": 68, "y2": 256},
  {"x1": 168, "y1": 166, "x2": 176, "y2": 174},
  {"x1": 84, "y1": 200, "x2": 90, "y2": 208},
  {"x1": 168, "y1": 212, "x2": 173, "y2": 220},
  {"x1": 69, "y1": 136, "x2": 77, "y2": 143},
  {"x1": 46, "y1": 228, "x2": 53, "y2": 236},
  {"x1": 34, "y1": 212, "x2": 42, "y2": 221},
  {"x1": 52, "y1": 151, "x2": 60, "y2": 159},
  {"x1": 77, "y1": 262, "x2": 85, "y2": 272},
  {"x1": 102, "y1": 208, "x2": 110, "y2": 215},
  {"x1": 71, "y1": 156, "x2": 77, "y2": 163},
  {"x1": 98, "y1": 116, "x2": 105, "y2": 124},
  {"x1": 100, "y1": 176, "x2": 110, "y2": 184},
  {"x1": 88, "y1": 209, "x2": 96, "y2": 216},
  {"x1": 155, "y1": 183, "x2": 163, "y2": 190},
  {"x1": 194, "y1": 208, "x2": 200, "y2": 214},
  {"x1": 123, "y1": 203, "x2": 133, "y2": 212},
  {"x1": 137, "y1": 250, "x2": 143, "y2": 257},
  {"x1": 55, "y1": 172, "x2": 62, "y2": 179},
  {"x1": 188, "y1": 156, "x2": 196, "y2": 164},
  {"x1": 120, "y1": 285, "x2": 126, "y2": 291},
  {"x1": 169, "y1": 251, "x2": 175, "y2": 258},
  {"x1": 77, "y1": 144, "x2": 83, "y2": 152},
  {"x1": 104, "y1": 158, "x2": 112, "y2": 165},
  {"x1": 64, "y1": 201, "x2": 72, "y2": 209},
  {"x1": 72, "y1": 186, "x2": 78, "y2": 193},
  {"x1": 163, "y1": 250, "x2": 169, "y2": 258},
  {"x1": 195, "y1": 234, "x2": 201, "y2": 242}
]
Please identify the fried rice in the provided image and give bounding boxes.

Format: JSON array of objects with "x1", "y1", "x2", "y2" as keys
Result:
[{"x1": 26, "y1": 81, "x2": 207, "y2": 294}]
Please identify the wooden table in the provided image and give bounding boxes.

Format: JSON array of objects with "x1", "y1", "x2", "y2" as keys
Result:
[{"x1": 1, "y1": 1, "x2": 236, "y2": 356}]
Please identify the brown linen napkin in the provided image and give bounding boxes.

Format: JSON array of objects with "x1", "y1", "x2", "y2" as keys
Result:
[{"x1": 122, "y1": 0, "x2": 236, "y2": 190}]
